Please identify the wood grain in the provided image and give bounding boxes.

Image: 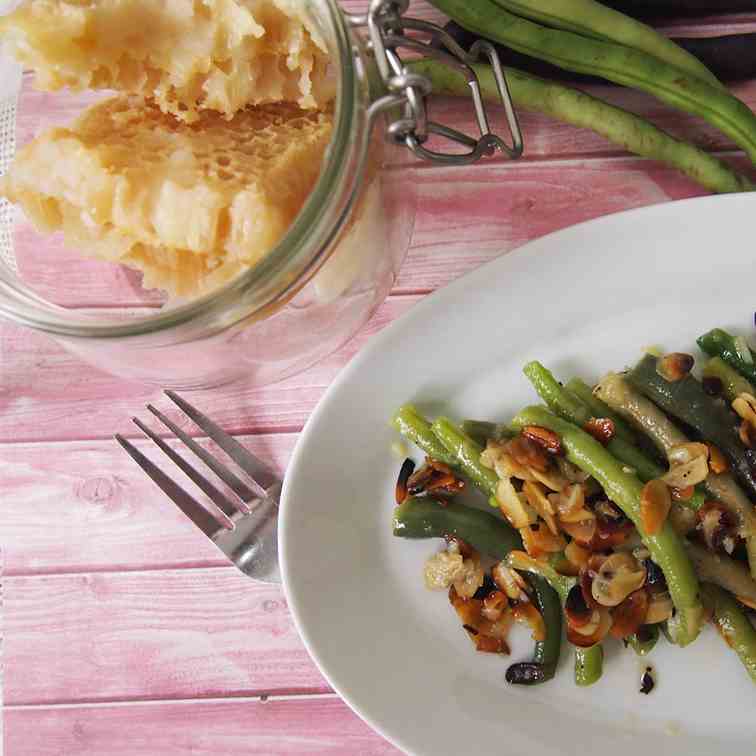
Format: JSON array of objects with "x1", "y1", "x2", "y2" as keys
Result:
[
  {"x1": 4, "y1": 696, "x2": 401, "y2": 755},
  {"x1": 3, "y1": 568, "x2": 327, "y2": 705},
  {"x1": 0, "y1": 434, "x2": 296, "y2": 575}
]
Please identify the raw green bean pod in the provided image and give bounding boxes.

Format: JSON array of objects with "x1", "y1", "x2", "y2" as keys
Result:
[
  {"x1": 428, "y1": 0, "x2": 756, "y2": 165},
  {"x1": 491, "y1": 0, "x2": 721, "y2": 87},
  {"x1": 410, "y1": 59, "x2": 752, "y2": 194}
]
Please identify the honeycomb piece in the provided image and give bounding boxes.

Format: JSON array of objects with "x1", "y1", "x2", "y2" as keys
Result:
[
  {"x1": 0, "y1": 0, "x2": 334, "y2": 121},
  {"x1": 0, "y1": 95, "x2": 333, "y2": 297}
]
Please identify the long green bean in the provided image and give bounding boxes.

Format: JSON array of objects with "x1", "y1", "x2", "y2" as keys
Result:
[
  {"x1": 431, "y1": 417, "x2": 500, "y2": 498},
  {"x1": 428, "y1": 0, "x2": 756, "y2": 165},
  {"x1": 700, "y1": 583, "x2": 756, "y2": 683},
  {"x1": 596, "y1": 371, "x2": 756, "y2": 577},
  {"x1": 575, "y1": 645, "x2": 604, "y2": 686},
  {"x1": 698, "y1": 328, "x2": 756, "y2": 385},
  {"x1": 565, "y1": 377, "x2": 638, "y2": 445},
  {"x1": 686, "y1": 542, "x2": 756, "y2": 605},
  {"x1": 491, "y1": 0, "x2": 721, "y2": 87},
  {"x1": 508, "y1": 551, "x2": 603, "y2": 685},
  {"x1": 523, "y1": 361, "x2": 700, "y2": 493},
  {"x1": 511, "y1": 405, "x2": 704, "y2": 646},
  {"x1": 410, "y1": 60, "x2": 751, "y2": 195},
  {"x1": 702, "y1": 357, "x2": 756, "y2": 403},
  {"x1": 392, "y1": 405, "x2": 457, "y2": 467}
]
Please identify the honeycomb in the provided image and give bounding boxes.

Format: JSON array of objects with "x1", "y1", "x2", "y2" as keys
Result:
[
  {"x1": 0, "y1": 0, "x2": 334, "y2": 121},
  {"x1": 0, "y1": 95, "x2": 334, "y2": 297}
]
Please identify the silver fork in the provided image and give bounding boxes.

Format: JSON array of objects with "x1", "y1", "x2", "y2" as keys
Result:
[{"x1": 115, "y1": 391, "x2": 281, "y2": 583}]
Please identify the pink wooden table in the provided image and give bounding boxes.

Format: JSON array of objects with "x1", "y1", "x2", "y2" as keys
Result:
[{"x1": 2, "y1": 3, "x2": 756, "y2": 753}]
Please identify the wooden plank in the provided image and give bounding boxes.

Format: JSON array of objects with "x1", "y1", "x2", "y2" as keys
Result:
[
  {"x1": 4, "y1": 153, "x2": 736, "y2": 443},
  {"x1": 0, "y1": 434, "x2": 296, "y2": 575},
  {"x1": 0, "y1": 294, "x2": 417, "y2": 443},
  {"x1": 3, "y1": 568, "x2": 328, "y2": 705},
  {"x1": 5, "y1": 696, "x2": 400, "y2": 755}
]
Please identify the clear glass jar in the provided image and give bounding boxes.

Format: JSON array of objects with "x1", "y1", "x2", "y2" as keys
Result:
[{"x1": 0, "y1": 0, "x2": 416, "y2": 389}]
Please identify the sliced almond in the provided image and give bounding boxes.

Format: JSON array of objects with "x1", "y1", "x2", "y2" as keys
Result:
[
  {"x1": 640, "y1": 479, "x2": 672, "y2": 536},
  {"x1": 591, "y1": 553, "x2": 647, "y2": 608},
  {"x1": 492, "y1": 561, "x2": 529, "y2": 601},
  {"x1": 707, "y1": 443, "x2": 729, "y2": 474},
  {"x1": 496, "y1": 477, "x2": 537, "y2": 529},
  {"x1": 644, "y1": 591, "x2": 674, "y2": 624},
  {"x1": 522, "y1": 480, "x2": 559, "y2": 534},
  {"x1": 530, "y1": 465, "x2": 569, "y2": 492},
  {"x1": 565, "y1": 540, "x2": 590, "y2": 571},
  {"x1": 512, "y1": 601, "x2": 546, "y2": 642},
  {"x1": 733, "y1": 392, "x2": 756, "y2": 426},
  {"x1": 662, "y1": 456, "x2": 709, "y2": 489}
]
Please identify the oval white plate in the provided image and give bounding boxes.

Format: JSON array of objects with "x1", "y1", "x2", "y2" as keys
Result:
[{"x1": 280, "y1": 194, "x2": 756, "y2": 756}]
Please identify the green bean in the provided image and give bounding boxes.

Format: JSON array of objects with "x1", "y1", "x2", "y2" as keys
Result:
[
  {"x1": 565, "y1": 377, "x2": 638, "y2": 445},
  {"x1": 627, "y1": 625, "x2": 660, "y2": 656},
  {"x1": 428, "y1": 0, "x2": 756, "y2": 165},
  {"x1": 410, "y1": 59, "x2": 751, "y2": 194},
  {"x1": 393, "y1": 498, "x2": 562, "y2": 686},
  {"x1": 432, "y1": 417, "x2": 500, "y2": 498},
  {"x1": 700, "y1": 583, "x2": 756, "y2": 683},
  {"x1": 511, "y1": 405, "x2": 704, "y2": 646},
  {"x1": 461, "y1": 420, "x2": 514, "y2": 446},
  {"x1": 523, "y1": 361, "x2": 692, "y2": 489},
  {"x1": 392, "y1": 405, "x2": 457, "y2": 467},
  {"x1": 628, "y1": 354, "x2": 756, "y2": 500},
  {"x1": 596, "y1": 370, "x2": 756, "y2": 576},
  {"x1": 686, "y1": 542, "x2": 756, "y2": 606},
  {"x1": 393, "y1": 496, "x2": 522, "y2": 559},
  {"x1": 575, "y1": 645, "x2": 604, "y2": 686},
  {"x1": 699, "y1": 329, "x2": 756, "y2": 386},
  {"x1": 702, "y1": 357, "x2": 756, "y2": 403},
  {"x1": 491, "y1": 0, "x2": 721, "y2": 87},
  {"x1": 508, "y1": 551, "x2": 604, "y2": 685},
  {"x1": 505, "y1": 574, "x2": 563, "y2": 685}
]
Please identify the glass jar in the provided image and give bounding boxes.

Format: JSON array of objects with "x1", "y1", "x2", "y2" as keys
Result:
[{"x1": 0, "y1": 0, "x2": 417, "y2": 389}]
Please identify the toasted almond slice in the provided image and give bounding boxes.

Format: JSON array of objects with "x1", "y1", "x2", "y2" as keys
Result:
[{"x1": 640, "y1": 479, "x2": 672, "y2": 536}]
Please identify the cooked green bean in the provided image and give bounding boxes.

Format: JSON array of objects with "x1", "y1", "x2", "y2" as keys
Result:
[
  {"x1": 507, "y1": 551, "x2": 602, "y2": 685},
  {"x1": 432, "y1": 417, "x2": 500, "y2": 498},
  {"x1": 627, "y1": 625, "x2": 660, "y2": 656},
  {"x1": 698, "y1": 329, "x2": 756, "y2": 385},
  {"x1": 700, "y1": 583, "x2": 756, "y2": 683},
  {"x1": 428, "y1": 0, "x2": 756, "y2": 165},
  {"x1": 596, "y1": 370, "x2": 756, "y2": 576},
  {"x1": 511, "y1": 405, "x2": 704, "y2": 646},
  {"x1": 461, "y1": 419, "x2": 514, "y2": 446},
  {"x1": 565, "y1": 377, "x2": 638, "y2": 445},
  {"x1": 686, "y1": 542, "x2": 756, "y2": 605},
  {"x1": 575, "y1": 645, "x2": 604, "y2": 686},
  {"x1": 410, "y1": 59, "x2": 751, "y2": 195},
  {"x1": 628, "y1": 354, "x2": 756, "y2": 500},
  {"x1": 702, "y1": 357, "x2": 756, "y2": 402},
  {"x1": 523, "y1": 361, "x2": 695, "y2": 489},
  {"x1": 392, "y1": 405, "x2": 457, "y2": 467},
  {"x1": 492, "y1": 0, "x2": 721, "y2": 87}
]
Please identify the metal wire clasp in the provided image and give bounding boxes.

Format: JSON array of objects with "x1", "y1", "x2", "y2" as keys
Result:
[{"x1": 346, "y1": 0, "x2": 523, "y2": 166}]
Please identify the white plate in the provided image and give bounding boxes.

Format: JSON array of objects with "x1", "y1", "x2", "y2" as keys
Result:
[{"x1": 280, "y1": 194, "x2": 756, "y2": 756}]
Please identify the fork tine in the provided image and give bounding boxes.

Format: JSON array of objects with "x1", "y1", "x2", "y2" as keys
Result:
[
  {"x1": 115, "y1": 434, "x2": 228, "y2": 540},
  {"x1": 147, "y1": 404, "x2": 257, "y2": 505},
  {"x1": 132, "y1": 417, "x2": 243, "y2": 521},
  {"x1": 164, "y1": 390, "x2": 280, "y2": 491}
]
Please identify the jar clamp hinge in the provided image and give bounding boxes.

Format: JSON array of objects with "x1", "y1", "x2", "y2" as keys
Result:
[{"x1": 345, "y1": 0, "x2": 523, "y2": 166}]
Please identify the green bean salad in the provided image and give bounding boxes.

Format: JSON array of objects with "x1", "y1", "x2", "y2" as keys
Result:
[{"x1": 392, "y1": 328, "x2": 756, "y2": 688}]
